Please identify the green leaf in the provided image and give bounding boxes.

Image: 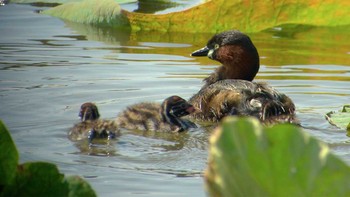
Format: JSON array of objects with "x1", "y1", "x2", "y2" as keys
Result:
[
  {"x1": 1, "y1": 162, "x2": 69, "y2": 196},
  {"x1": 43, "y1": 0, "x2": 350, "y2": 33},
  {"x1": 0, "y1": 120, "x2": 96, "y2": 196},
  {"x1": 10, "y1": 0, "x2": 83, "y2": 3},
  {"x1": 1, "y1": 162, "x2": 97, "y2": 197},
  {"x1": 0, "y1": 120, "x2": 19, "y2": 185},
  {"x1": 11, "y1": 0, "x2": 135, "y2": 5},
  {"x1": 326, "y1": 105, "x2": 350, "y2": 130},
  {"x1": 206, "y1": 117, "x2": 350, "y2": 197},
  {"x1": 42, "y1": 0, "x2": 130, "y2": 26},
  {"x1": 66, "y1": 176, "x2": 97, "y2": 197}
]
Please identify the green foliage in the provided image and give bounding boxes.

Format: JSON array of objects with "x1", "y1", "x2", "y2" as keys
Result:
[
  {"x1": 10, "y1": 0, "x2": 82, "y2": 3},
  {"x1": 11, "y1": 0, "x2": 135, "y2": 4},
  {"x1": 43, "y1": 0, "x2": 130, "y2": 27},
  {"x1": 206, "y1": 117, "x2": 350, "y2": 197},
  {"x1": 1, "y1": 162, "x2": 69, "y2": 196},
  {"x1": 0, "y1": 121, "x2": 18, "y2": 185},
  {"x1": 43, "y1": 0, "x2": 350, "y2": 33},
  {"x1": 0, "y1": 120, "x2": 96, "y2": 197},
  {"x1": 66, "y1": 176, "x2": 97, "y2": 197},
  {"x1": 326, "y1": 105, "x2": 350, "y2": 131}
]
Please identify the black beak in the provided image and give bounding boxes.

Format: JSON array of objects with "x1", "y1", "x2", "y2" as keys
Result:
[{"x1": 191, "y1": 46, "x2": 210, "y2": 56}]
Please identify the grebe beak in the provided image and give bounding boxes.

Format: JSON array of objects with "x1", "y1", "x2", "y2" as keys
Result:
[{"x1": 191, "y1": 46, "x2": 210, "y2": 56}]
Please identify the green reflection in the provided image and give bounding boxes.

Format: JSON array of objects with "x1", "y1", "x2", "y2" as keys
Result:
[{"x1": 61, "y1": 22, "x2": 350, "y2": 82}]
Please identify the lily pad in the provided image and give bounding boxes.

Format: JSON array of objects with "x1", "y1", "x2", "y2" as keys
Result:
[
  {"x1": 206, "y1": 117, "x2": 350, "y2": 197},
  {"x1": 326, "y1": 105, "x2": 350, "y2": 131},
  {"x1": 11, "y1": 0, "x2": 135, "y2": 4},
  {"x1": 0, "y1": 120, "x2": 96, "y2": 196},
  {"x1": 66, "y1": 176, "x2": 97, "y2": 197},
  {"x1": 43, "y1": 0, "x2": 350, "y2": 33},
  {"x1": 0, "y1": 120, "x2": 18, "y2": 185},
  {"x1": 10, "y1": 0, "x2": 82, "y2": 3},
  {"x1": 43, "y1": 0, "x2": 130, "y2": 26},
  {"x1": 1, "y1": 162, "x2": 69, "y2": 196}
]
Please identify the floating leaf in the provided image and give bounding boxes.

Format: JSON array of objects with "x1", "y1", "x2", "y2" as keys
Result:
[
  {"x1": 43, "y1": 0, "x2": 350, "y2": 33},
  {"x1": 326, "y1": 105, "x2": 350, "y2": 131},
  {"x1": 11, "y1": 0, "x2": 135, "y2": 5},
  {"x1": 10, "y1": 0, "x2": 83, "y2": 3},
  {"x1": 43, "y1": 0, "x2": 130, "y2": 26},
  {"x1": 0, "y1": 120, "x2": 19, "y2": 186},
  {"x1": 0, "y1": 162, "x2": 97, "y2": 196},
  {"x1": 66, "y1": 176, "x2": 97, "y2": 197},
  {"x1": 1, "y1": 162, "x2": 69, "y2": 196},
  {"x1": 0, "y1": 121, "x2": 96, "y2": 196},
  {"x1": 206, "y1": 117, "x2": 350, "y2": 197}
]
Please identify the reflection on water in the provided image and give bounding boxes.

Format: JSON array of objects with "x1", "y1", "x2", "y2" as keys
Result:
[{"x1": 1, "y1": 3, "x2": 350, "y2": 197}]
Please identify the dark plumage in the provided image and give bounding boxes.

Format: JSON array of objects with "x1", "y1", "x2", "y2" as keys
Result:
[
  {"x1": 190, "y1": 30, "x2": 296, "y2": 124},
  {"x1": 116, "y1": 96, "x2": 197, "y2": 132},
  {"x1": 79, "y1": 102, "x2": 100, "y2": 121},
  {"x1": 69, "y1": 102, "x2": 119, "y2": 142}
]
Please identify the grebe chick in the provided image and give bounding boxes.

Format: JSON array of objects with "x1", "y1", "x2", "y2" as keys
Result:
[
  {"x1": 189, "y1": 30, "x2": 296, "y2": 123},
  {"x1": 69, "y1": 102, "x2": 119, "y2": 142},
  {"x1": 116, "y1": 96, "x2": 197, "y2": 132},
  {"x1": 231, "y1": 85, "x2": 297, "y2": 124}
]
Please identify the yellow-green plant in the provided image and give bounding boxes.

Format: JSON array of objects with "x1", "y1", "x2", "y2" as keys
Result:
[
  {"x1": 206, "y1": 117, "x2": 350, "y2": 197},
  {"x1": 43, "y1": 0, "x2": 350, "y2": 33}
]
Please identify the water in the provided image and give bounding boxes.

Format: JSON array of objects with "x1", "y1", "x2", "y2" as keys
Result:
[{"x1": 1, "y1": 3, "x2": 350, "y2": 196}]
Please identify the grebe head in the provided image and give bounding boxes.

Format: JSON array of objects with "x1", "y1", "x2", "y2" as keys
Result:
[
  {"x1": 192, "y1": 30, "x2": 260, "y2": 81},
  {"x1": 79, "y1": 102, "x2": 100, "y2": 121},
  {"x1": 161, "y1": 96, "x2": 195, "y2": 118}
]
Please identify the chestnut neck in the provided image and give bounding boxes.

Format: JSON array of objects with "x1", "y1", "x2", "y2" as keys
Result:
[{"x1": 204, "y1": 45, "x2": 260, "y2": 86}]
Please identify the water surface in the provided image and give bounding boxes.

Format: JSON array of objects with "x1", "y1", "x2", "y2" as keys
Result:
[{"x1": 1, "y1": 3, "x2": 350, "y2": 196}]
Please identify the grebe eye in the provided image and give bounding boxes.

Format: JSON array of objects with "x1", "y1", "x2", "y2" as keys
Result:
[
  {"x1": 180, "y1": 103, "x2": 187, "y2": 108},
  {"x1": 214, "y1": 44, "x2": 219, "y2": 49}
]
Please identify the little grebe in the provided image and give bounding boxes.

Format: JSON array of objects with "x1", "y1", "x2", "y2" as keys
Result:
[
  {"x1": 116, "y1": 96, "x2": 197, "y2": 132},
  {"x1": 69, "y1": 102, "x2": 119, "y2": 142},
  {"x1": 189, "y1": 30, "x2": 296, "y2": 123}
]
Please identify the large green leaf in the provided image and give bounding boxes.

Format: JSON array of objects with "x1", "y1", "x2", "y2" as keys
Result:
[
  {"x1": 11, "y1": 0, "x2": 83, "y2": 3},
  {"x1": 0, "y1": 121, "x2": 96, "y2": 196},
  {"x1": 0, "y1": 162, "x2": 97, "y2": 197},
  {"x1": 0, "y1": 120, "x2": 19, "y2": 186},
  {"x1": 66, "y1": 176, "x2": 97, "y2": 197},
  {"x1": 206, "y1": 117, "x2": 350, "y2": 197},
  {"x1": 326, "y1": 105, "x2": 350, "y2": 131},
  {"x1": 11, "y1": 0, "x2": 135, "y2": 4},
  {"x1": 43, "y1": 0, "x2": 130, "y2": 26},
  {"x1": 1, "y1": 162, "x2": 69, "y2": 196},
  {"x1": 43, "y1": 0, "x2": 350, "y2": 33}
]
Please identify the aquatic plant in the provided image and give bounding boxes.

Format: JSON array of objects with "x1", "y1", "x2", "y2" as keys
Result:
[
  {"x1": 42, "y1": 0, "x2": 350, "y2": 33},
  {"x1": 206, "y1": 117, "x2": 350, "y2": 196},
  {"x1": 0, "y1": 120, "x2": 96, "y2": 197},
  {"x1": 326, "y1": 104, "x2": 350, "y2": 134}
]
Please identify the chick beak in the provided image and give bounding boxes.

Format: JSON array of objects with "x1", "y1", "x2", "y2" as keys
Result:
[
  {"x1": 191, "y1": 46, "x2": 210, "y2": 56},
  {"x1": 186, "y1": 105, "x2": 196, "y2": 113}
]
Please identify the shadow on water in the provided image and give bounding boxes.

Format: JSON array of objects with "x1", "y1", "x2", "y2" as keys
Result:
[{"x1": 133, "y1": 0, "x2": 178, "y2": 13}]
